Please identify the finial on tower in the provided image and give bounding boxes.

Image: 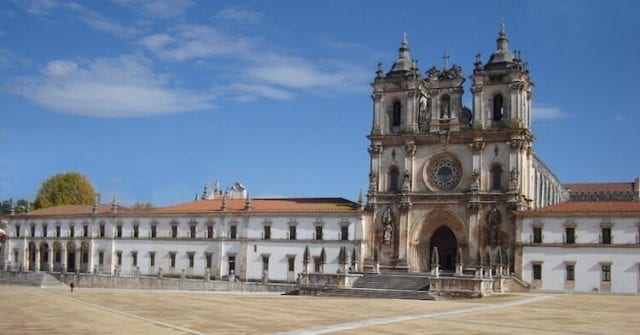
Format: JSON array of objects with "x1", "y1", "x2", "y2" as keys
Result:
[
  {"x1": 443, "y1": 51, "x2": 450, "y2": 70},
  {"x1": 111, "y1": 194, "x2": 118, "y2": 214}
]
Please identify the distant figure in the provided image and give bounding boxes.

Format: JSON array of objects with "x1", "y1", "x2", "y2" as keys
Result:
[{"x1": 69, "y1": 282, "x2": 74, "y2": 293}]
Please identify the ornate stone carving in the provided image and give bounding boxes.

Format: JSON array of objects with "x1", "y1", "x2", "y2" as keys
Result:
[
  {"x1": 404, "y1": 142, "x2": 416, "y2": 156},
  {"x1": 401, "y1": 170, "x2": 411, "y2": 193},
  {"x1": 486, "y1": 205, "x2": 501, "y2": 247},
  {"x1": 471, "y1": 85, "x2": 483, "y2": 94},
  {"x1": 368, "y1": 172, "x2": 377, "y2": 192},
  {"x1": 372, "y1": 93, "x2": 383, "y2": 101},
  {"x1": 381, "y1": 207, "x2": 394, "y2": 245},
  {"x1": 509, "y1": 81, "x2": 524, "y2": 91},
  {"x1": 470, "y1": 169, "x2": 480, "y2": 191},
  {"x1": 427, "y1": 154, "x2": 462, "y2": 191},
  {"x1": 368, "y1": 144, "x2": 382, "y2": 155},
  {"x1": 470, "y1": 140, "x2": 485, "y2": 153},
  {"x1": 509, "y1": 167, "x2": 519, "y2": 190}
]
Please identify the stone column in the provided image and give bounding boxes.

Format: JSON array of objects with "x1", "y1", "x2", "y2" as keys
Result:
[
  {"x1": 75, "y1": 248, "x2": 81, "y2": 273},
  {"x1": 34, "y1": 247, "x2": 40, "y2": 272},
  {"x1": 61, "y1": 246, "x2": 67, "y2": 273}
]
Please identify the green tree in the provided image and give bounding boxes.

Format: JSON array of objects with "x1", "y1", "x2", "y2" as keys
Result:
[
  {"x1": 33, "y1": 172, "x2": 96, "y2": 209},
  {"x1": 130, "y1": 202, "x2": 154, "y2": 211}
]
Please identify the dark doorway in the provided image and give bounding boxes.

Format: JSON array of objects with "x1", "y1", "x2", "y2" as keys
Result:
[
  {"x1": 67, "y1": 251, "x2": 76, "y2": 272},
  {"x1": 429, "y1": 226, "x2": 457, "y2": 271}
]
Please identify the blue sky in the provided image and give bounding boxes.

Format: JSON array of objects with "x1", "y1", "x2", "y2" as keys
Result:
[{"x1": 1, "y1": 0, "x2": 639, "y2": 206}]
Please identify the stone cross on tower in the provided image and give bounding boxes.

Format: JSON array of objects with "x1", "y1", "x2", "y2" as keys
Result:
[{"x1": 443, "y1": 51, "x2": 449, "y2": 70}]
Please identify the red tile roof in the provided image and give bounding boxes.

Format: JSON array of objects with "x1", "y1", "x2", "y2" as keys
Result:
[
  {"x1": 529, "y1": 201, "x2": 640, "y2": 214},
  {"x1": 155, "y1": 198, "x2": 360, "y2": 213},
  {"x1": 27, "y1": 204, "x2": 131, "y2": 217},
  {"x1": 563, "y1": 182, "x2": 635, "y2": 193}
]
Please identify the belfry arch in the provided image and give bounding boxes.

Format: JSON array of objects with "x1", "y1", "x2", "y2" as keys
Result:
[{"x1": 409, "y1": 209, "x2": 467, "y2": 272}]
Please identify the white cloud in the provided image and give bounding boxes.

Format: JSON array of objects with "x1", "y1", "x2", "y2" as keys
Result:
[
  {"x1": 532, "y1": 104, "x2": 566, "y2": 120},
  {"x1": 11, "y1": 55, "x2": 213, "y2": 118},
  {"x1": 228, "y1": 83, "x2": 293, "y2": 102},
  {"x1": 139, "y1": 25, "x2": 252, "y2": 61},
  {"x1": 112, "y1": 0, "x2": 193, "y2": 18},
  {"x1": 213, "y1": 8, "x2": 265, "y2": 25},
  {"x1": 25, "y1": 0, "x2": 58, "y2": 15}
]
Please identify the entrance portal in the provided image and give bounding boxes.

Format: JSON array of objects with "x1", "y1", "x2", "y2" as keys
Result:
[{"x1": 430, "y1": 226, "x2": 457, "y2": 271}]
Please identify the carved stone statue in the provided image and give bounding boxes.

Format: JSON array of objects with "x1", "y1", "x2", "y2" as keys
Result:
[
  {"x1": 487, "y1": 205, "x2": 501, "y2": 247},
  {"x1": 368, "y1": 172, "x2": 377, "y2": 192},
  {"x1": 440, "y1": 103, "x2": 450, "y2": 119},
  {"x1": 401, "y1": 170, "x2": 411, "y2": 193},
  {"x1": 383, "y1": 223, "x2": 392, "y2": 244},
  {"x1": 470, "y1": 169, "x2": 480, "y2": 191},
  {"x1": 382, "y1": 207, "x2": 394, "y2": 244}
]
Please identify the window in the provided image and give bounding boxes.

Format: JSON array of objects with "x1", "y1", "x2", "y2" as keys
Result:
[
  {"x1": 388, "y1": 165, "x2": 400, "y2": 192},
  {"x1": 601, "y1": 227, "x2": 612, "y2": 244},
  {"x1": 439, "y1": 95, "x2": 451, "y2": 118},
  {"x1": 391, "y1": 101, "x2": 401, "y2": 127},
  {"x1": 341, "y1": 225, "x2": 349, "y2": 241},
  {"x1": 69, "y1": 225, "x2": 75, "y2": 238},
  {"x1": 205, "y1": 253, "x2": 212, "y2": 269},
  {"x1": 83, "y1": 225, "x2": 88, "y2": 238},
  {"x1": 532, "y1": 263, "x2": 542, "y2": 280},
  {"x1": 289, "y1": 225, "x2": 297, "y2": 240},
  {"x1": 263, "y1": 226, "x2": 271, "y2": 240},
  {"x1": 56, "y1": 226, "x2": 60, "y2": 238},
  {"x1": 288, "y1": 256, "x2": 295, "y2": 272},
  {"x1": 133, "y1": 225, "x2": 139, "y2": 238},
  {"x1": 15, "y1": 224, "x2": 20, "y2": 238},
  {"x1": 98, "y1": 251, "x2": 104, "y2": 266},
  {"x1": 493, "y1": 94, "x2": 504, "y2": 121},
  {"x1": 99, "y1": 224, "x2": 105, "y2": 238},
  {"x1": 43, "y1": 224, "x2": 48, "y2": 238},
  {"x1": 151, "y1": 225, "x2": 157, "y2": 238},
  {"x1": 149, "y1": 252, "x2": 155, "y2": 267},
  {"x1": 490, "y1": 165, "x2": 503, "y2": 190},
  {"x1": 132, "y1": 251, "x2": 138, "y2": 267},
  {"x1": 190, "y1": 225, "x2": 196, "y2": 239},
  {"x1": 601, "y1": 265, "x2": 611, "y2": 282},
  {"x1": 171, "y1": 225, "x2": 178, "y2": 238},
  {"x1": 207, "y1": 225, "x2": 214, "y2": 239},
  {"x1": 55, "y1": 251, "x2": 61, "y2": 263},
  {"x1": 565, "y1": 227, "x2": 575, "y2": 244},
  {"x1": 228, "y1": 255, "x2": 236, "y2": 275},
  {"x1": 116, "y1": 225, "x2": 122, "y2": 238},
  {"x1": 566, "y1": 264, "x2": 574, "y2": 281},
  {"x1": 116, "y1": 251, "x2": 122, "y2": 266},
  {"x1": 533, "y1": 226, "x2": 542, "y2": 243},
  {"x1": 315, "y1": 226, "x2": 323, "y2": 240},
  {"x1": 30, "y1": 225, "x2": 35, "y2": 237},
  {"x1": 188, "y1": 253, "x2": 195, "y2": 268},
  {"x1": 169, "y1": 253, "x2": 176, "y2": 268},
  {"x1": 230, "y1": 225, "x2": 237, "y2": 239},
  {"x1": 262, "y1": 255, "x2": 269, "y2": 271}
]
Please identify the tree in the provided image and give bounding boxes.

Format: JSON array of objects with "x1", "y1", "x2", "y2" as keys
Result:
[
  {"x1": 0, "y1": 199, "x2": 30, "y2": 214},
  {"x1": 33, "y1": 172, "x2": 96, "y2": 209},
  {"x1": 130, "y1": 202, "x2": 154, "y2": 211}
]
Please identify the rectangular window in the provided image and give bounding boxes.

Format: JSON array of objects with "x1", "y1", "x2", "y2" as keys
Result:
[
  {"x1": 601, "y1": 265, "x2": 611, "y2": 282},
  {"x1": 533, "y1": 227, "x2": 542, "y2": 243},
  {"x1": 601, "y1": 227, "x2": 612, "y2": 244},
  {"x1": 341, "y1": 226, "x2": 349, "y2": 241},
  {"x1": 230, "y1": 225, "x2": 237, "y2": 239},
  {"x1": 56, "y1": 226, "x2": 60, "y2": 238},
  {"x1": 99, "y1": 224, "x2": 105, "y2": 238},
  {"x1": 169, "y1": 253, "x2": 176, "y2": 268},
  {"x1": 565, "y1": 227, "x2": 575, "y2": 244},
  {"x1": 43, "y1": 225, "x2": 48, "y2": 238},
  {"x1": 263, "y1": 226, "x2": 271, "y2": 240},
  {"x1": 98, "y1": 251, "x2": 104, "y2": 265},
  {"x1": 288, "y1": 256, "x2": 295, "y2": 272},
  {"x1": 188, "y1": 253, "x2": 195, "y2": 268},
  {"x1": 171, "y1": 226, "x2": 178, "y2": 238},
  {"x1": 14, "y1": 251, "x2": 18, "y2": 263},
  {"x1": 83, "y1": 225, "x2": 88, "y2": 238},
  {"x1": 206, "y1": 253, "x2": 212, "y2": 269},
  {"x1": 228, "y1": 255, "x2": 236, "y2": 275},
  {"x1": 151, "y1": 225, "x2": 157, "y2": 238},
  {"x1": 30, "y1": 225, "x2": 35, "y2": 237},
  {"x1": 207, "y1": 225, "x2": 214, "y2": 239},
  {"x1": 566, "y1": 264, "x2": 575, "y2": 281},
  {"x1": 190, "y1": 225, "x2": 196, "y2": 239},
  {"x1": 262, "y1": 255, "x2": 269, "y2": 271},
  {"x1": 315, "y1": 226, "x2": 323, "y2": 240},
  {"x1": 116, "y1": 225, "x2": 122, "y2": 238},
  {"x1": 15, "y1": 224, "x2": 20, "y2": 238},
  {"x1": 69, "y1": 225, "x2": 75, "y2": 238},
  {"x1": 289, "y1": 225, "x2": 296, "y2": 240},
  {"x1": 116, "y1": 251, "x2": 122, "y2": 266},
  {"x1": 532, "y1": 263, "x2": 542, "y2": 280},
  {"x1": 149, "y1": 252, "x2": 155, "y2": 267},
  {"x1": 132, "y1": 251, "x2": 138, "y2": 267},
  {"x1": 133, "y1": 225, "x2": 139, "y2": 238}
]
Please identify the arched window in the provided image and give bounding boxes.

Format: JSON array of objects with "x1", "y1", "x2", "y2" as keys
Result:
[
  {"x1": 493, "y1": 94, "x2": 504, "y2": 121},
  {"x1": 388, "y1": 165, "x2": 400, "y2": 192},
  {"x1": 490, "y1": 164, "x2": 503, "y2": 190},
  {"x1": 391, "y1": 101, "x2": 402, "y2": 127},
  {"x1": 439, "y1": 95, "x2": 451, "y2": 118}
]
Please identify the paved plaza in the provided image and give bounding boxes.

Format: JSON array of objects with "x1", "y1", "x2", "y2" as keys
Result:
[{"x1": 0, "y1": 286, "x2": 638, "y2": 334}]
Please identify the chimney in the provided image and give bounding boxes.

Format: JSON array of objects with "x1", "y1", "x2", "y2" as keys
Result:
[{"x1": 634, "y1": 177, "x2": 639, "y2": 201}]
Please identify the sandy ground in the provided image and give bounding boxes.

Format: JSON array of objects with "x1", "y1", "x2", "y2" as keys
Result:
[{"x1": 0, "y1": 286, "x2": 638, "y2": 334}]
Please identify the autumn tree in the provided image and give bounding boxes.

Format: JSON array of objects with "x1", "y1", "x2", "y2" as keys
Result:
[{"x1": 33, "y1": 172, "x2": 96, "y2": 209}]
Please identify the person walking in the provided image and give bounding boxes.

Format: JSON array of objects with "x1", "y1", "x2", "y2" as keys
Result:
[{"x1": 70, "y1": 282, "x2": 74, "y2": 293}]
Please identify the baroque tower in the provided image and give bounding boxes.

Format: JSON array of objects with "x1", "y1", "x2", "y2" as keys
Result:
[{"x1": 366, "y1": 25, "x2": 560, "y2": 273}]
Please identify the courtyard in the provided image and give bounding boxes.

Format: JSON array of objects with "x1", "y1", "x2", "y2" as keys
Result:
[{"x1": 0, "y1": 286, "x2": 637, "y2": 334}]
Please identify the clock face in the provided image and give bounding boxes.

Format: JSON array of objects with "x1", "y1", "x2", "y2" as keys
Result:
[{"x1": 427, "y1": 155, "x2": 462, "y2": 191}]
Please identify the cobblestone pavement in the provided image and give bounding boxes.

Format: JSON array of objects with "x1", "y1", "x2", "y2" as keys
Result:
[{"x1": 0, "y1": 286, "x2": 638, "y2": 334}]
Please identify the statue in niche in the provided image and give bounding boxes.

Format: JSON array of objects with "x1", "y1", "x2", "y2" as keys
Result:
[
  {"x1": 382, "y1": 207, "x2": 394, "y2": 244},
  {"x1": 368, "y1": 172, "x2": 377, "y2": 192},
  {"x1": 440, "y1": 102, "x2": 450, "y2": 119},
  {"x1": 470, "y1": 169, "x2": 480, "y2": 190},
  {"x1": 401, "y1": 170, "x2": 411, "y2": 193},
  {"x1": 509, "y1": 167, "x2": 519, "y2": 189},
  {"x1": 418, "y1": 97, "x2": 430, "y2": 130},
  {"x1": 486, "y1": 205, "x2": 501, "y2": 247}
]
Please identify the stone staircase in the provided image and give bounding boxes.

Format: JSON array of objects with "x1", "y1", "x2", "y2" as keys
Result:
[
  {"x1": 0, "y1": 272, "x2": 67, "y2": 288},
  {"x1": 300, "y1": 273, "x2": 437, "y2": 300}
]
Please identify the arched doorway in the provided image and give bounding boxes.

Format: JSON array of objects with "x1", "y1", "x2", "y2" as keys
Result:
[
  {"x1": 66, "y1": 242, "x2": 76, "y2": 273},
  {"x1": 429, "y1": 226, "x2": 457, "y2": 271},
  {"x1": 39, "y1": 242, "x2": 49, "y2": 272}
]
